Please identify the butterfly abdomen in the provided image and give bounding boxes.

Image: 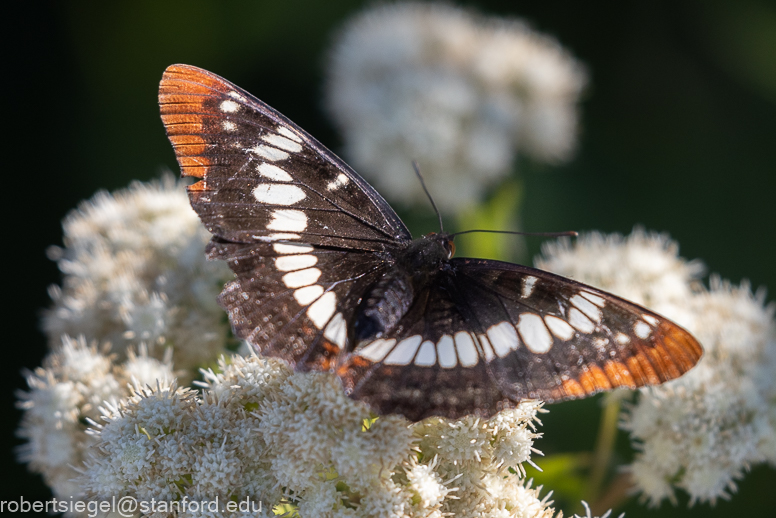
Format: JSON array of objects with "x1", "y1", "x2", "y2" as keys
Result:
[
  {"x1": 354, "y1": 235, "x2": 453, "y2": 344},
  {"x1": 354, "y1": 271, "x2": 414, "y2": 344}
]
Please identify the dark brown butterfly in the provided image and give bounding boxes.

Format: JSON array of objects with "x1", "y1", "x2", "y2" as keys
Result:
[{"x1": 159, "y1": 64, "x2": 702, "y2": 421}]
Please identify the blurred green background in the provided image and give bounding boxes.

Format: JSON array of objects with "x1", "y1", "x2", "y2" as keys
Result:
[{"x1": 5, "y1": 0, "x2": 775, "y2": 516}]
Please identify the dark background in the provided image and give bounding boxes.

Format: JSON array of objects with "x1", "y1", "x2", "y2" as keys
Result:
[{"x1": 5, "y1": 1, "x2": 775, "y2": 516}]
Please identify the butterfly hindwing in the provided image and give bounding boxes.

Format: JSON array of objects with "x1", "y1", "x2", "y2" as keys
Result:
[
  {"x1": 338, "y1": 277, "x2": 507, "y2": 421},
  {"x1": 159, "y1": 64, "x2": 411, "y2": 251},
  {"x1": 208, "y1": 238, "x2": 389, "y2": 370}
]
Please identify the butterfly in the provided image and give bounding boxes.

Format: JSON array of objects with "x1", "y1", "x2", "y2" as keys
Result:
[{"x1": 159, "y1": 64, "x2": 703, "y2": 422}]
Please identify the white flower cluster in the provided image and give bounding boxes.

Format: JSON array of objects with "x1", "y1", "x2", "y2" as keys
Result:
[
  {"x1": 43, "y1": 176, "x2": 232, "y2": 370},
  {"x1": 325, "y1": 2, "x2": 587, "y2": 213},
  {"x1": 76, "y1": 354, "x2": 553, "y2": 518},
  {"x1": 538, "y1": 228, "x2": 776, "y2": 506},
  {"x1": 536, "y1": 228, "x2": 705, "y2": 317},
  {"x1": 19, "y1": 177, "x2": 233, "y2": 502},
  {"x1": 22, "y1": 178, "x2": 652, "y2": 517},
  {"x1": 16, "y1": 336, "x2": 174, "y2": 500}
]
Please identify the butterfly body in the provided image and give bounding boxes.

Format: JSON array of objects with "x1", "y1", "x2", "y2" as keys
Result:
[
  {"x1": 355, "y1": 233, "x2": 454, "y2": 344},
  {"x1": 159, "y1": 64, "x2": 703, "y2": 421}
]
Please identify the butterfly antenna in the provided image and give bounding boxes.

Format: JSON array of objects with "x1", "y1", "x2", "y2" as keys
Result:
[
  {"x1": 451, "y1": 229, "x2": 579, "y2": 239},
  {"x1": 412, "y1": 161, "x2": 444, "y2": 232}
]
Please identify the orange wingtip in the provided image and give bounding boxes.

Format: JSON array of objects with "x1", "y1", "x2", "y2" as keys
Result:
[
  {"x1": 158, "y1": 65, "x2": 226, "y2": 180},
  {"x1": 556, "y1": 321, "x2": 702, "y2": 400}
]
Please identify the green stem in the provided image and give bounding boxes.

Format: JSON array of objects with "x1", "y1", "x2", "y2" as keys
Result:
[{"x1": 587, "y1": 391, "x2": 625, "y2": 502}]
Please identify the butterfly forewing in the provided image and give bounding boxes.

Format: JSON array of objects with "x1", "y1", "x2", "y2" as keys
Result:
[
  {"x1": 337, "y1": 259, "x2": 702, "y2": 421},
  {"x1": 159, "y1": 64, "x2": 411, "y2": 251},
  {"x1": 449, "y1": 259, "x2": 702, "y2": 402},
  {"x1": 158, "y1": 64, "x2": 703, "y2": 422}
]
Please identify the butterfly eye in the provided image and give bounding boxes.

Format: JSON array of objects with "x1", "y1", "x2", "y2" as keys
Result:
[{"x1": 446, "y1": 239, "x2": 455, "y2": 259}]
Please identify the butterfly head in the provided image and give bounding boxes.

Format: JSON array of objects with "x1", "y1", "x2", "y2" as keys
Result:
[
  {"x1": 432, "y1": 232, "x2": 455, "y2": 259},
  {"x1": 396, "y1": 232, "x2": 455, "y2": 274}
]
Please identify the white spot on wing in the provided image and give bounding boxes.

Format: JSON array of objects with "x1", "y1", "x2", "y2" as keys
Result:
[
  {"x1": 634, "y1": 321, "x2": 651, "y2": 339},
  {"x1": 544, "y1": 315, "x2": 575, "y2": 340},
  {"x1": 275, "y1": 254, "x2": 317, "y2": 272},
  {"x1": 257, "y1": 233, "x2": 300, "y2": 242},
  {"x1": 273, "y1": 242, "x2": 313, "y2": 254},
  {"x1": 324, "y1": 313, "x2": 347, "y2": 348},
  {"x1": 262, "y1": 133, "x2": 303, "y2": 152},
  {"x1": 487, "y1": 322, "x2": 519, "y2": 358},
  {"x1": 568, "y1": 308, "x2": 595, "y2": 333},
  {"x1": 477, "y1": 333, "x2": 496, "y2": 362},
  {"x1": 437, "y1": 335, "x2": 457, "y2": 368},
  {"x1": 253, "y1": 183, "x2": 306, "y2": 206},
  {"x1": 384, "y1": 335, "x2": 422, "y2": 365},
  {"x1": 267, "y1": 210, "x2": 307, "y2": 232},
  {"x1": 250, "y1": 145, "x2": 289, "y2": 161},
  {"x1": 454, "y1": 332, "x2": 479, "y2": 367},
  {"x1": 357, "y1": 339, "x2": 396, "y2": 362},
  {"x1": 580, "y1": 291, "x2": 606, "y2": 307},
  {"x1": 570, "y1": 294, "x2": 602, "y2": 323},
  {"x1": 278, "y1": 126, "x2": 303, "y2": 143},
  {"x1": 518, "y1": 314, "x2": 553, "y2": 353},
  {"x1": 615, "y1": 332, "x2": 631, "y2": 345},
  {"x1": 222, "y1": 121, "x2": 236, "y2": 131},
  {"x1": 282, "y1": 267, "x2": 321, "y2": 288},
  {"x1": 307, "y1": 291, "x2": 337, "y2": 329},
  {"x1": 227, "y1": 91, "x2": 245, "y2": 101},
  {"x1": 269, "y1": 233, "x2": 300, "y2": 240},
  {"x1": 293, "y1": 285, "x2": 323, "y2": 306},
  {"x1": 258, "y1": 163, "x2": 293, "y2": 182},
  {"x1": 327, "y1": 173, "x2": 350, "y2": 191},
  {"x1": 642, "y1": 314, "x2": 659, "y2": 326},
  {"x1": 414, "y1": 341, "x2": 436, "y2": 366},
  {"x1": 522, "y1": 276, "x2": 538, "y2": 298},
  {"x1": 220, "y1": 99, "x2": 240, "y2": 113}
]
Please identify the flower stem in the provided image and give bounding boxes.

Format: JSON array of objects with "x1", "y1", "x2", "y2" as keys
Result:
[{"x1": 587, "y1": 391, "x2": 626, "y2": 502}]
